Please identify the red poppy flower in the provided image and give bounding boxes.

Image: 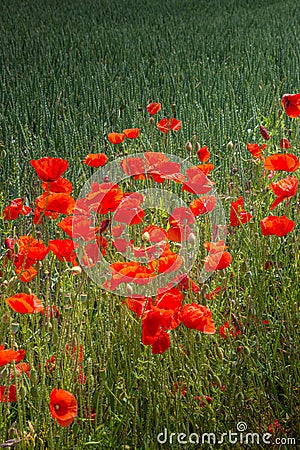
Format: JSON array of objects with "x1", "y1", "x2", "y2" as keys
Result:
[
  {"x1": 86, "y1": 182, "x2": 123, "y2": 215},
  {"x1": 30, "y1": 157, "x2": 69, "y2": 182},
  {"x1": 82, "y1": 239, "x2": 108, "y2": 265},
  {"x1": 204, "y1": 240, "x2": 228, "y2": 254},
  {"x1": 107, "y1": 132, "x2": 125, "y2": 144},
  {"x1": 193, "y1": 395, "x2": 212, "y2": 407},
  {"x1": 114, "y1": 193, "x2": 145, "y2": 225},
  {"x1": 205, "y1": 286, "x2": 222, "y2": 300},
  {"x1": 167, "y1": 224, "x2": 191, "y2": 243},
  {"x1": 120, "y1": 156, "x2": 147, "y2": 180},
  {"x1": 141, "y1": 309, "x2": 169, "y2": 345},
  {"x1": 13, "y1": 362, "x2": 31, "y2": 379},
  {"x1": 83, "y1": 153, "x2": 108, "y2": 167},
  {"x1": 260, "y1": 125, "x2": 270, "y2": 140},
  {"x1": 0, "y1": 385, "x2": 17, "y2": 402},
  {"x1": 182, "y1": 166, "x2": 213, "y2": 195},
  {"x1": 0, "y1": 346, "x2": 25, "y2": 367},
  {"x1": 156, "y1": 287, "x2": 183, "y2": 311},
  {"x1": 269, "y1": 176, "x2": 298, "y2": 209},
  {"x1": 133, "y1": 241, "x2": 166, "y2": 260},
  {"x1": 204, "y1": 252, "x2": 232, "y2": 272},
  {"x1": 124, "y1": 296, "x2": 151, "y2": 318},
  {"x1": 35, "y1": 192, "x2": 75, "y2": 216},
  {"x1": 197, "y1": 146, "x2": 210, "y2": 162},
  {"x1": 15, "y1": 266, "x2": 38, "y2": 282},
  {"x1": 123, "y1": 128, "x2": 140, "y2": 139},
  {"x1": 18, "y1": 235, "x2": 49, "y2": 262},
  {"x1": 171, "y1": 382, "x2": 187, "y2": 398},
  {"x1": 282, "y1": 92, "x2": 300, "y2": 118},
  {"x1": 49, "y1": 239, "x2": 78, "y2": 263},
  {"x1": 260, "y1": 215, "x2": 295, "y2": 236},
  {"x1": 106, "y1": 261, "x2": 154, "y2": 290},
  {"x1": 219, "y1": 321, "x2": 241, "y2": 339},
  {"x1": 230, "y1": 197, "x2": 252, "y2": 226},
  {"x1": 13, "y1": 235, "x2": 49, "y2": 270},
  {"x1": 151, "y1": 330, "x2": 170, "y2": 354},
  {"x1": 280, "y1": 138, "x2": 291, "y2": 149},
  {"x1": 2, "y1": 198, "x2": 31, "y2": 221},
  {"x1": 59, "y1": 215, "x2": 97, "y2": 240},
  {"x1": 179, "y1": 303, "x2": 216, "y2": 334},
  {"x1": 176, "y1": 274, "x2": 201, "y2": 293},
  {"x1": 170, "y1": 207, "x2": 195, "y2": 225},
  {"x1": 156, "y1": 118, "x2": 182, "y2": 133},
  {"x1": 49, "y1": 388, "x2": 78, "y2": 427},
  {"x1": 6, "y1": 293, "x2": 44, "y2": 314},
  {"x1": 42, "y1": 177, "x2": 73, "y2": 194},
  {"x1": 150, "y1": 247, "x2": 183, "y2": 274},
  {"x1": 190, "y1": 196, "x2": 216, "y2": 216},
  {"x1": 144, "y1": 152, "x2": 185, "y2": 183},
  {"x1": 142, "y1": 225, "x2": 167, "y2": 243},
  {"x1": 146, "y1": 102, "x2": 161, "y2": 115},
  {"x1": 246, "y1": 143, "x2": 266, "y2": 159},
  {"x1": 264, "y1": 153, "x2": 299, "y2": 172}
]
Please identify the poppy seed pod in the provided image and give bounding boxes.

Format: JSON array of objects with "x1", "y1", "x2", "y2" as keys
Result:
[{"x1": 185, "y1": 141, "x2": 193, "y2": 152}]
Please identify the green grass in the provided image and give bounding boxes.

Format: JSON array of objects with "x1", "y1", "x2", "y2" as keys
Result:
[{"x1": 0, "y1": 0, "x2": 299, "y2": 449}]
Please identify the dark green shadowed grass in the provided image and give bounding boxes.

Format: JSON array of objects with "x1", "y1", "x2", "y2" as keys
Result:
[{"x1": 0, "y1": 1, "x2": 299, "y2": 449}]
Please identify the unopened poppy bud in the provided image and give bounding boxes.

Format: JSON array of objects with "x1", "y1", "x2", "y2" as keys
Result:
[
  {"x1": 188, "y1": 233, "x2": 196, "y2": 246},
  {"x1": 185, "y1": 141, "x2": 193, "y2": 152},
  {"x1": 260, "y1": 125, "x2": 270, "y2": 140},
  {"x1": 126, "y1": 284, "x2": 133, "y2": 296},
  {"x1": 149, "y1": 117, "x2": 154, "y2": 125},
  {"x1": 2, "y1": 312, "x2": 10, "y2": 323},
  {"x1": 142, "y1": 232, "x2": 150, "y2": 242},
  {"x1": 227, "y1": 140, "x2": 233, "y2": 149},
  {"x1": 215, "y1": 347, "x2": 224, "y2": 360},
  {"x1": 195, "y1": 142, "x2": 201, "y2": 152},
  {"x1": 70, "y1": 266, "x2": 82, "y2": 275},
  {"x1": 103, "y1": 175, "x2": 109, "y2": 182}
]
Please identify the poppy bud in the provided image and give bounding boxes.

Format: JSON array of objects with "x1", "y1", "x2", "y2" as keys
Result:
[
  {"x1": 1, "y1": 312, "x2": 10, "y2": 323},
  {"x1": 103, "y1": 175, "x2": 109, "y2": 182},
  {"x1": 227, "y1": 141, "x2": 234, "y2": 150},
  {"x1": 195, "y1": 142, "x2": 201, "y2": 152},
  {"x1": 188, "y1": 233, "x2": 196, "y2": 246},
  {"x1": 185, "y1": 141, "x2": 193, "y2": 152},
  {"x1": 260, "y1": 125, "x2": 270, "y2": 140},
  {"x1": 142, "y1": 232, "x2": 150, "y2": 242},
  {"x1": 126, "y1": 284, "x2": 133, "y2": 296},
  {"x1": 70, "y1": 266, "x2": 82, "y2": 275}
]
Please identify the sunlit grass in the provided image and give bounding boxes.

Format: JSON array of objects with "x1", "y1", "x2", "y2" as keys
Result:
[{"x1": 0, "y1": 0, "x2": 299, "y2": 449}]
